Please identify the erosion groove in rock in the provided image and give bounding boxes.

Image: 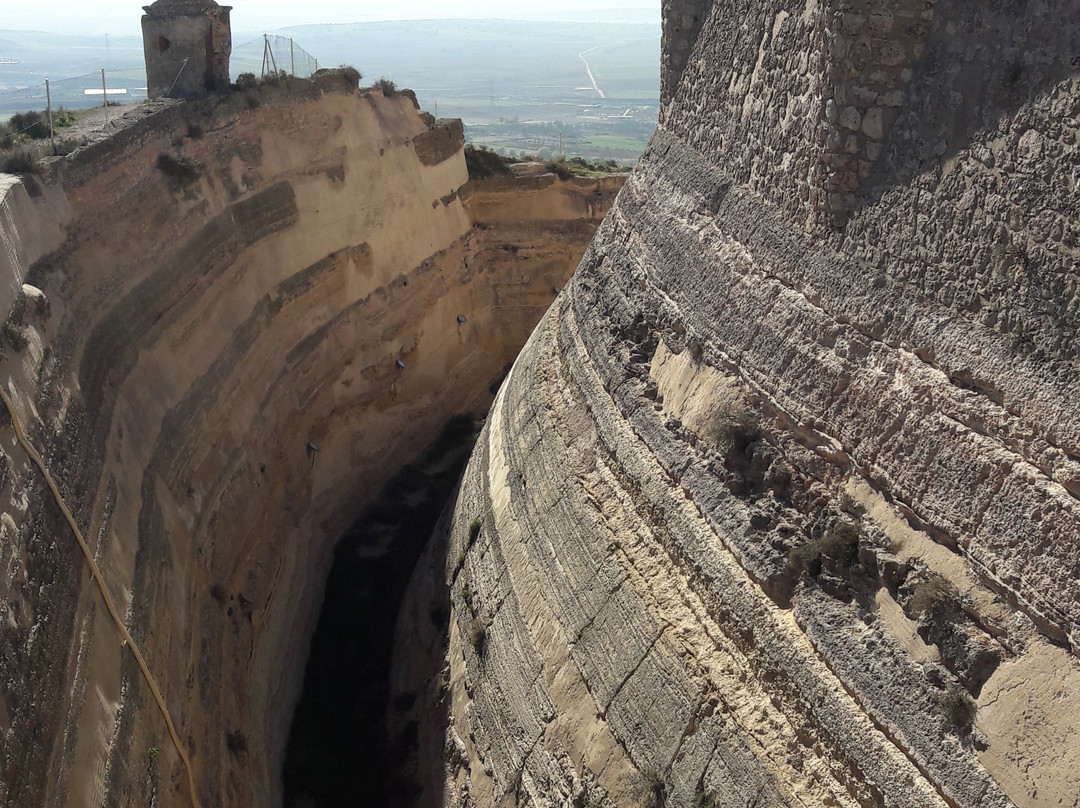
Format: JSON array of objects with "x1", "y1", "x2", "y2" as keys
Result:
[
  {"x1": 0, "y1": 71, "x2": 620, "y2": 808},
  {"x1": 399, "y1": 2, "x2": 1080, "y2": 808}
]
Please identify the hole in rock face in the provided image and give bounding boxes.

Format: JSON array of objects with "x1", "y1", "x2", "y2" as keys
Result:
[{"x1": 282, "y1": 415, "x2": 478, "y2": 808}]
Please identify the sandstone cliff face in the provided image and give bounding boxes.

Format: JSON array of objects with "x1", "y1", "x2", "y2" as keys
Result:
[
  {"x1": 410, "y1": 2, "x2": 1080, "y2": 807},
  {"x1": 0, "y1": 74, "x2": 619, "y2": 808}
]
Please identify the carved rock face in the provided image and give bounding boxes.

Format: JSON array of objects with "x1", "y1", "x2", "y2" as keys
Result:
[
  {"x1": 0, "y1": 81, "x2": 620, "y2": 808},
  {"x1": 412, "y1": 1, "x2": 1080, "y2": 807}
]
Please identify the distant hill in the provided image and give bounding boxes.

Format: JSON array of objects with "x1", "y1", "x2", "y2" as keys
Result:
[
  {"x1": 240, "y1": 19, "x2": 661, "y2": 161},
  {"x1": 3, "y1": 19, "x2": 660, "y2": 161}
]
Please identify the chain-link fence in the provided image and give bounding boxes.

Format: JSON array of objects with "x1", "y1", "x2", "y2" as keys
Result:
[
  {"x1": 1, "y1": 35, "x2": 320, "y2": 122},
  {"x1": 232, "y1": 35, "x2": 320, "y2": 80}
]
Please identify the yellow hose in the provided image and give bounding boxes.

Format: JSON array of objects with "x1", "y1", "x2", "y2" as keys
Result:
[{"x1": 0, "y1": 384, "x2": 202, "y2": 808}]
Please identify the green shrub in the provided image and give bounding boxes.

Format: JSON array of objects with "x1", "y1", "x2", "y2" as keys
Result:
[
  {"x1": 1, "y1": 149, "x2": 35, "y2": 175},
  {"x1": 233, "y1": 72, "x2": 258, "y2": 91},
  {"x1": 545, "y1": 159, "x2": 575, "y2": 180},
  {"x1": 45, "y1": 137, "x2": 82, "y2": 157},
  {"x1": 544, "y1": 155, "x2": 629, "y2": 178},
  {"x1": 53, "y1": 107, "x2": 77, "y2": 129},
  {"x1": 464, "y1": 144, "x2": 512, "y2": 180},
  {"x1": 7, "y1": 110, "x2": 49, "y2": 140},
  {"x1": 375, "y1": 77, "x2": 397, "y2": 95}
]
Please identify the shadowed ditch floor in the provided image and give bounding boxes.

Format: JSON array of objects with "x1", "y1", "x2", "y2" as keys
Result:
[{"x1": 282, "y1": 415, "x2": 479, "y2": 808}]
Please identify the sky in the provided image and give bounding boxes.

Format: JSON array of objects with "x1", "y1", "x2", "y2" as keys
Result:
[{"x1": 1, "y1": 1, "x2": 660, "y2": 36}]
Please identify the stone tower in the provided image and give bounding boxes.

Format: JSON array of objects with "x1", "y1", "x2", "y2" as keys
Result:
[{"x1": 142, "y1": 0, "x2": 232, "y2": 100}]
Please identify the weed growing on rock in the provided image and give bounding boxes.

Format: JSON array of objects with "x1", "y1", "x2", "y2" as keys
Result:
[
  {"x1": 45, "y1": 138, "x2": 83, "y2": 158},
  {"x1": 375, "y1": 77, "x2": 397, "y2": 96},
  {"x1": 788, "y1": 520, "x2": 860, "y2": 578},
  {"x1": 460, "y1": 582, "x2": 475, "y2": 615},
  {"x1": 226, "y1": 730, "x2": 248, "y2": 756},
  {"x1": 694, "y1": 785, "x2": 718, "y2": 808},
  {"x1": 906, "y1": 573, "x2": 962, "y2": 618},
  {"x1": 1, "y1": 323, "x2": 28, "y2": 352},
  {"x1": 469, "y1": 619, "x2": 487, "y2": 657},
  {"x1": 686, "y1": 336, "x2": 704, "y2": 364},
  {"x1": 936, "y1": 680, "x2": 976, "y2": 730},
  {"x1": 641, "y1": 769, "x2": 665, "y2": 807},
  {"x1": 453, "y1": 518, "x2": 483, "y2": 577},
  {"x1": 156, "y1": 153, "x2": 201, "y2": 188}
]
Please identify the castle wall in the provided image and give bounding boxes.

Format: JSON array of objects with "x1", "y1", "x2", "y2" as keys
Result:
[{"x1": 142, "y1": 2, "x2": 232, "y2": 100}]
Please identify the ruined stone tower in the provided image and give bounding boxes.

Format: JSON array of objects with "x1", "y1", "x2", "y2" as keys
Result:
[{"x1": 142, "y1": 0, "x2": 232, "y2": 100}]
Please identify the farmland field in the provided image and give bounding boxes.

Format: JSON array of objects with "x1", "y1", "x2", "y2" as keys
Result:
[{"x1": 1, "y1": 18, "x2": 660, "y2": 163}]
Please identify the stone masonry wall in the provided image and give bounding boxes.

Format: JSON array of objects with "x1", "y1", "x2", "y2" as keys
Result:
[{"x1": 416, "y1": 1, "x2": 1080, "y2": 807}]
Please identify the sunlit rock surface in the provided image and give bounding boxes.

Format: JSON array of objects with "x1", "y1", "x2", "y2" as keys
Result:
[
  {"x1": 0, "y1": 72, "x2": 618, "y2": 808},
  {"x1": 400, "y1": 2, "x2": 1080, "y2": 807}
]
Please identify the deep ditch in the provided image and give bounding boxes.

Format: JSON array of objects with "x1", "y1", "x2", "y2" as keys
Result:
[{"x1": 281, "y1": 414, "x2": 480, "y2": 808}]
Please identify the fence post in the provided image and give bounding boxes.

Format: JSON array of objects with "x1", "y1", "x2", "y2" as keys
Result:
[
  {"x1": 261, "y1": 34, "x2": 278, "y2": 78},
  {"x1": 102, "y1": 67, "x2": 108, "y2": 126},
  {"x1": 46, "y1": 79, "x2": 54, "y2": 148}
]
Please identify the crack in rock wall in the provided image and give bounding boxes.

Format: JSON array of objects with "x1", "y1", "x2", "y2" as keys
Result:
[
  {"x1": 400, "y1": 2, "x2": 1080, "y2": 807},
  {"x1": 0, "y1": 72, "x2": 621, "y2": 808}
]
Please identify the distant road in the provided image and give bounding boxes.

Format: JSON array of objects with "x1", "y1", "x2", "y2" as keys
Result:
[{"x1": 578, "y1": 47, "x2": 605, "y2": 99}]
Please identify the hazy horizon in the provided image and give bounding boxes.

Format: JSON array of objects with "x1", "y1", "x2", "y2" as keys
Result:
[{"x1": 0, "y1": 2, "x2": 659, "y2": 37}]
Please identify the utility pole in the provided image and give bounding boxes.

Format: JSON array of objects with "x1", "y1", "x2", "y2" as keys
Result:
[
  {"x1": 46, "y1": 78, "x2": 54, "y2": 148},
  {"x1": 559, "y1": 131, "x2": 563, "y2": 158},
  {"x1": 102, "y1": 67, "x2": 108, "y2": 126},
  {"x1": 290, "y1": 37, "x2": 295, "y2": 76}
]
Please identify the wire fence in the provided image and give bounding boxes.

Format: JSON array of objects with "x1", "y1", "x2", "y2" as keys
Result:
[
  {"x1": 232, "y1": 35, "x2": 320, "y2": 80},
  {"x1": 1, "y1": 35, "x2": 320, "y2": 121},
  {"x1": 1, "y1": 68, "x2": 148, "y2": 120}
]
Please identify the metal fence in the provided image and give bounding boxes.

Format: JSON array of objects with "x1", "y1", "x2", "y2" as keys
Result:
[
  {"x1": 1, "y1": 68, "x2": 149, "y2": 120},
  {"x1": 1, "y1": 35, "x2": 320, "y2": 121},
  {"x1": 232, "y1": 35, "x2": 320, "y2": 80}
]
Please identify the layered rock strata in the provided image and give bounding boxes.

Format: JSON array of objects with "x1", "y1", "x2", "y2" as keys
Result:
[
  {"x1": 401, "y1": 1, "x2": 1080, "y2": 807},
  {"x1": 0, "y1": 73, "x2": 619, "y2": 808}
]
